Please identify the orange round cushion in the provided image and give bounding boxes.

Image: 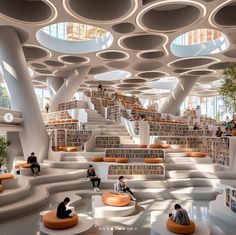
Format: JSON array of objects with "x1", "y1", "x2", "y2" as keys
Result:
[
  {"x1": 116, "y1": 158, "x2": 128, "y2": 163},
  {"x1": 187, "y1": 152, "x2": 207, "y2": 158},
  {"x1": 161, "y1": 144, "x2": 170, "y2": 149},
  {"x1": 166, "y1": 218, "x2": 195, "y2": 235},
  {"x1": 0, "y1": 173, "x2": 14, "y2": 181},
  {"x1": 0, "y1": 185, "x2": 3, "y2": 193},
  {"x1": 43, "y1": 211, "x2": 79, "y2": 230},
  {"x1": 103, "y1": 157, "x2": 116, "y2": 162},
  {"x1": 90, "y1": 157, "x2": 104, "y2": 162},
  {"x1": 21, "y1": 164, "x2": 31, "y2": 168},
  {"x1": 149, "y1": 144, "x2": 163, "y2": 148},
  {"x1": 144, "y1": 158, "x2": 163, "y2": 163},
  {"x1": 139, "y1": 144, "x2": 147, "y2": 148},
  {"x1": 102, "y1": 192, "x2": 131, "y2": 207}
]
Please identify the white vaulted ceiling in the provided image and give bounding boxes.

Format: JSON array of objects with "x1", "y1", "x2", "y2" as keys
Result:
[{"x1": 0, "y1": 0, "x2": 236, "y2": 97}]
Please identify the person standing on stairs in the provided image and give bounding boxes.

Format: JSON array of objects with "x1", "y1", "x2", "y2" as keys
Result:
[
  {"x1": 27, "y1": 152, "x2": 40, "y2": 177},
  {"x1": 87, "y1": 165, "x2": 101, "y2": 192}
]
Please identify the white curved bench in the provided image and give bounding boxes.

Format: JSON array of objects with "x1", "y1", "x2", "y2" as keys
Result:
[
  {"x1": 1, "y1": 177, "x2": 18, "y2": 189},
  {"x1": 20, "y1": 164, "x2": 48, "y2": 176}
]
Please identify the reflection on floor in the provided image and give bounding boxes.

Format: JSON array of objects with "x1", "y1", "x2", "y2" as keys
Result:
[{"x1": 0, "y1": 190, "x2": 236, "y2": 235}]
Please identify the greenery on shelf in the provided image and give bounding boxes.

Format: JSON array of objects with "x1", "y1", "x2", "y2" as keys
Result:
[
  {"x1": 0, "y1": 136, "x2": 9, "y2": 167},
  {"x1": 219, "y1": 64, "x2": 236, "y2": 115}
]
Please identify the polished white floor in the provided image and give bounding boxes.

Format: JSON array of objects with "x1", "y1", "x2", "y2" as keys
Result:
[{"x1": 0, "y1": 190, "x2": 236, "y2": 235}]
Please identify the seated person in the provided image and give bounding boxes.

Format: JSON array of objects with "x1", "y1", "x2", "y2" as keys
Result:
[
  {"x1": 87, "y1": 165, "x2": 101, "y2": 192},
  {"x1": 193, "y1": 122, "x2": 201, "y2": 130},
  {"x1": 215, "y1": 127, "x2": 223, "y2": 137},
  {"x1": 27, "y1": 152, "x2": 40, "y2": 176},
  {"x1": 57, "y1": 197, "x2": 72, "y2": 219},
  {"x1": 170, "y1": 204, "x2": 190, "y2": 225},
  {"x1": 114, "y1": 176, "x2": 136, "y2": 201},
  {"x1": 224, "y1": 128, "x2": 232, "y2": 136}
]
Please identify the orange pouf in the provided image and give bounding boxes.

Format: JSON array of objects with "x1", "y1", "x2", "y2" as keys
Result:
[
  {"x1": 0, "y1": 185, "x2": 3, "y2": 193},
  {"x1": 21, "y1": 164, "x2": 31, "y2": 168},
  {"x1": 43, "y1": 211, "x2": 79, "y2": 230},
  {"x1": 103, "y1": 157, "x2": 116, "y2": 162},
  {"x1": 187, "y1": 152, "x2": 207, "y2": 158},
  {"x1": 166, "y1": 218, "x2": 195, "y2": 235},
  {"x1": 144, "y1": 158, "x2": 163, "y2": 163},
  {"x1": 90, "y1": 157, "x2": 104, "y2": 162},
  {"x1": 0, "y1": 173, "x2": 14, "y2": 181},
  {"x1": 139, "y1": 144, "x2": 147, "y2": 148},
  {"x1": 116, "y1": 158, "x2": 128, "y2": 163},
  {"x1": 161, "y1": 144, "x2": 170, "y2": 149},
  {"x1": 102, "y1": 192, "x2": 131, "y2": 207},
  {"x1": 149, "y1": 144, "x2": 163, "y2": 148}
]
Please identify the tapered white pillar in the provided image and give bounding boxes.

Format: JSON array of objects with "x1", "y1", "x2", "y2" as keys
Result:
[
  {"x1": 160, "y1": 76, "x2": 199, "y2": 115},
  {"x1": 46, "y1": 76, "x2": 64, "y2": 98},
  {"x1": 0, "y1": 26, "x2": 48, "y2": 162},
  {"x1": 50, "y1": 65, "x2": 91, "y2": 112}
]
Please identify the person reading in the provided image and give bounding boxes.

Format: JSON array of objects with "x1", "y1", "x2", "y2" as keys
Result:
[
  {"x1": 169, "y1": 204, "x2": 190, "y2": 225},
  {"x1": 57, "y1": 197, "x2": 72, "y2": 219},
  {"x1": 114, "y1": 176, "x2": 136, "y2": 201},
  {"x1": 215, "y1": 127, "x2": 223, "y2": 137},
  {"x1": 87, "y1": 165, "x2": 101, "y2": 192},
  {"x1": 27, "y1": 152, "x2": 40, "y2": 177}
]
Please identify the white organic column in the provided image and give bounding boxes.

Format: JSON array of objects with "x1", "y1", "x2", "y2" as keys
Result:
[
  {"x1": 160, "y1": 76, "x2": 199, "y2": 115},
  {"x1": 0, "y1": 26, "x2": 48, "y2": 162},
  {"x1": 46, "y1": 76, "x2": 64, "y2": 98},
  {"x1": 50, "y1": 65, "x2": 91, "y2": 112}
]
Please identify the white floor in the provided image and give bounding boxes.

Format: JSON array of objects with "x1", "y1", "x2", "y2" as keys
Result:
[{"x1": 0, "y1": 190, "x2": 236, "y2": 235}]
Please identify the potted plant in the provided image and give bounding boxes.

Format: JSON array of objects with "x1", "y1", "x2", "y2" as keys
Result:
[{"x1": 0, "y1": 136, "x2": 8, "y2": 171}]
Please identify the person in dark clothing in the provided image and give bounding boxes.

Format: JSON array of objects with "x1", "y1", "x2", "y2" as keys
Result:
[
  {"x1": 57, "y1": 197, "x2": 72, "y2": 219},
  {"x1": 215, "y1": 127, "x2": 223, "y2": 137},
  {"x1": 87, "y1": 165, "x2": 101, "y2": 192},
  {"x1": 27, "y1": 152, "x2": 40, "y2": 176}
]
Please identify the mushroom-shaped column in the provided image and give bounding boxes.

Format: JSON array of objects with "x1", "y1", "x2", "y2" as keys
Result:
[
  {"x1": 50, "y1": 65, "x2": 91, "y2": 112},
  {"x1": 46, "y1": 76, "x2": 64, "y2": 98},
  {"x1": 160, "y1": 76, "x2": 199, "y2": 115},
  {"x1": 0, "y1": 26, "x2": 48, "y2": 162}
]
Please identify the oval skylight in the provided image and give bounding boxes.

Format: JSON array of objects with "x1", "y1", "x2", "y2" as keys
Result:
[
  {"x1": 37, "y1": 22, "x2": 113, "y2": 54},
  {"x1": 171, "y1": 29, "x2": 229, "y2": 57},
  {"x1": 95, "y1": 70, "x2": 131, "y2": 81}
]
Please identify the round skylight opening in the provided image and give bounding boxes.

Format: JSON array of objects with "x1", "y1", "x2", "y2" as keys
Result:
[
  {"x1": 95, "y1": 70, "x2": 131, "y2": 81},
  {"x1": 37, "y1": 22, "x2": 113, "y2": 54},
  {"x1": 171, "y1": 29, "x2": 229, "y2": 57}
]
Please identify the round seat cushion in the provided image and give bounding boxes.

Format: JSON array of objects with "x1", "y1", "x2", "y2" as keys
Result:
[
  {"x1": 43, "y1": 211, "x2": 79, "y2": 230},
  {"x1": 139, "y1": 144, "x2": 147, "y2": 148},
  {"x1": 0, "y1": 185, "x2": 3, "y2": 193},
  {"x1": 149, "y1": 144, "x2": 163, "y2": 148},
  {"x1": 102, "y1": 192, "x2": 131, "y2": 207},
  {"x1": 90, "y1": 157, "x2": 104, "y2": 162},
  {"x1": 187, "y1": 152, "x2": 207, "y2": 158},
  {"x1": 166, "y1": 218, "x2": 195, "y2": 235},
  {"x1": 116, "y1": 158, "x2": 128, "y2": 163},
  {"x1": 144, "y1": 158, "x2": 163, "y2": 163},
  {"x1": 0, "y1": 173, "x2": 14, "y2": 181},
  {"x1": 21, "y1": 164, "x2": 31, "y2": 168},
  {"x1": 161, "y1": 144, "x2": 170, "y2": 149},
  {"x1": 103, "y1": 157, "x2": 116, "y2": 162}
]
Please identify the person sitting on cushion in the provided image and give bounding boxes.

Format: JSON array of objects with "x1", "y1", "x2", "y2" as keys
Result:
[
  {"x1": 170, "y1": 204, "x2": 190, "y2": 225},
  {"x1": 87, "y1": 165, "x2": 101, "y2": 192},
  {"x1": 57, "y1": 197, "x2": 72, "y2": 219},
  {"x1": 114, "y1": 176, "x2": 136, "y2": 201},
  {"x1": 27, "y1": 152, "x2": 40, "y2": 177}
]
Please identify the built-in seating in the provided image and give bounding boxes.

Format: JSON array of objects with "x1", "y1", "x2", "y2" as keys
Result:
[
  {"x1": 103, "y1": 157, "x2": 116, "y2": 162},
  {"x1": 187, "y1": 152, "x2": 207, "y2": 158},
  {"x1": 102, "y1": 193, "x2": 131, "y2": 207},
  {"x1": 166, "y1": 218, "x2": 195, "y2": 235},
  {"x1": 42, "y1": 211, "x2": 79, "y2": 229},
  {"x1": 139, "y1": 144, "x2": 147, "y2": 148},
  {"x1": 116, "y1": 158, "x2": 128, "y2": 163},
  {"x1": 149, "y1": 144, "x2": 163, "y2": 148},
  {"x1": 90, "y1": 157, "x2": 104, "y2": 162},
  {"x1": 0, "y1": 173, "x2": 14, "y2": 181},
  {"x1": 144, "y1": 158, "x2": 163, "y2": 164}
]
